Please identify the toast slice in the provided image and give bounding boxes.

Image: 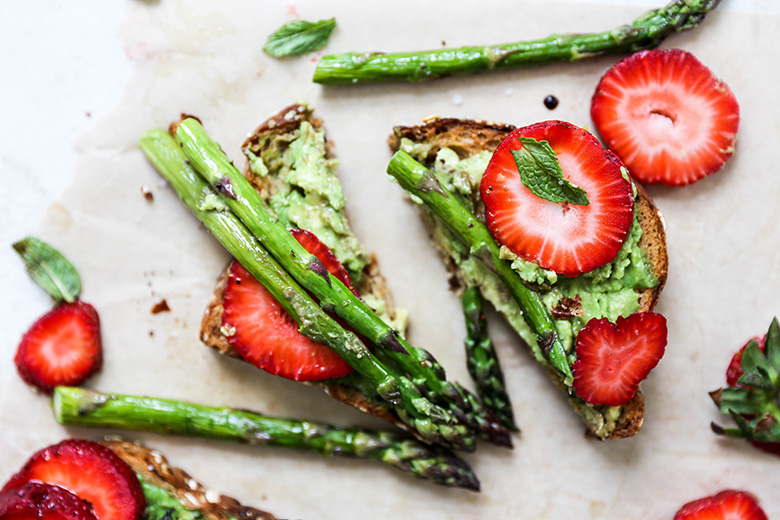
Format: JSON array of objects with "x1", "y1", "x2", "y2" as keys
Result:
[
  {"x1": 388, "y1": 116, "x2": 669, "y2": 439},
  {"x1": 102, "y1": 439, "x2": 275, "y2": 520},
  {"x1": 199, "y1": 104, "x2": 414, "y2": 436}
]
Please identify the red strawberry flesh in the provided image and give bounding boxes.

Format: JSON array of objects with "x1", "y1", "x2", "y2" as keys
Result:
[
  {"x1": 14, "y1": 301, "x2": 102, "y2": 395},
  {"x1": 0, "y1": 482, "x2": 98, "y2": 520},
  {"x1": 591, "y1": 48, "x2": 739, "y2": 186},
  {"x1": 572, "y1": 312, "x2": 667, "y2": 406},
  {"x1": 222, "y1": 229, "x2": 360, "y2": 382},
  {"x1": 290, "y1": 228, "x2": 360, "y2": 298},
  {"x1": 1, "y1": 439, "x2": 145, "y2": 520},
  {"x1": 482, "y1": 120, "x2": 634, "y2": 277},
  {"x1": 673, "y1": 490, "x2": 767, "y2": 520}
]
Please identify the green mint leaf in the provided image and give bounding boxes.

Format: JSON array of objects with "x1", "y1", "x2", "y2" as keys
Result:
[
  {"x1": 511, "y1": 136, "x2": 589, "y2": 206},
  {"x1": 12, "y1": 237, "x2": 81, "y2": 302},
  {"x1": 263, "y1": 18, "x2": 337, "y2": 58}
]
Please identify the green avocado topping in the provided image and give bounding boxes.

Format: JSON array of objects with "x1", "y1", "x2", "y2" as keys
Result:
[
  {"x1": 243, "y1": 110, "x2": 407, "y2": 334},
  {"x1": 400, "y1": 138, "x2": 660, "y2": 437},
  {"x1": 138, "y1": 475, "x2": 204, "y2": 520},
  {"x1": 245, "y1": 119, "x2": 367, "y2": 282}
]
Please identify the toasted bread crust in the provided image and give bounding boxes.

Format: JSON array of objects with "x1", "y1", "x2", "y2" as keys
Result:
[
  {"x1": 102, "y1": 439, "x2": 275, "y2": 520},
  {"x1": 390, "y1": 117, "x2": 669, "y2": 440}
]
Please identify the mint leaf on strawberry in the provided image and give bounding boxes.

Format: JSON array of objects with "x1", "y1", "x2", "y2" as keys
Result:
[
  {"x1": 13, "y1": 237, "x2": 81, "y2": 303},
  {"x1": 264, "y1": 18, "x2": 337, "y2": 58},
  {"x1": 511, "y1": 136, "x2": 589, "y2": 206}
]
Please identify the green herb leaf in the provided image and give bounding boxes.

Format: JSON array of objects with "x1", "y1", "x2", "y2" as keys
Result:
[
  {"x1": 263, "y1": 18, "x2": 337, "y2": 58},
  {"x1": 12, "y1": 237, "x2": 81, "y2": 302},
  {"x1": 511, "y1": 136, "x2": 589, "y2": 206}
]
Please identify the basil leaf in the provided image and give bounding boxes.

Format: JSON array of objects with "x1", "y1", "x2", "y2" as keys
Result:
[
  {"x1": 264, "y1": 18, "x2": 337, "y2": 58},
  {"x1": 13, "y1": 237, "x2": 81, "y2": 302},
  {"x1": 511, "y1": 136, "x2": 589, "y2": 206}
]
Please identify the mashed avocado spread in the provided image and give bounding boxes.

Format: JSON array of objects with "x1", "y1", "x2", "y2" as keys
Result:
[
  {"x1": 139, "y1": 475, "x2": 205, "y2": 520},
  {"x1": 400, "y1": 138, "x2": 660, "y2": 437},
  {"x1": 243, "y1": 109, "x2": 407, "y2": 333}
]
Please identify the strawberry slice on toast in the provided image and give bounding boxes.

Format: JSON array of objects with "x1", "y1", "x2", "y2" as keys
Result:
[
  {"x1": 673, "y1": 490, "x2": 768, "y2": 520},
  {"x1": 572, "y1": 312, "x2": 667, "y2": 406},
  {"x1": 1, "y1": 440, "x2": 145, "y2": 520},
  {"x1": 0, "y1": 482, "x2": 97, "y2": 520},
  {"x1": 481, "y1": 120, "x2": 634, "y2": 277},
  {"x1": 14, "y1": 301, "x2": 102, "y2": 395},
  {"x1": 591, "y1": 48, "x2": 740, "y2": 186},
  {"x1": 221, "y1": 230, "x2": 357, "y2": 381}
]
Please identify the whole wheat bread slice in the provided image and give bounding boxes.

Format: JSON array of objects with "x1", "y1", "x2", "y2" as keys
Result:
[
  {"x1": 101, "y1": 439, "x2": 275, "y2": 520},
  {"x1": 199, "y1": 105, "x2": 413, "y2": 437},
  {"x1": 388, "y1": 116, "x2": 669, "y2": 439}
]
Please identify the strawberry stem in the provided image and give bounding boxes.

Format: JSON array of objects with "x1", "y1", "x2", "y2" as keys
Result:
[
  {"x1": 53, "y1": 387, "x2": 480, "y2": 491},
  {"x1": 313, "y1": 0, "x2": 721, "y2": 84},
  {"x1": 138, "y1": 129, "x2": 473, "y2": 451},
  {"x1": 170, "y1": 118, "x2": 512, "y2": 449},
  {"x1": 711, "y1": 317, "x2": 780, "y2": 446},
  {"x1": 387, "y1": 151, "x2": 573, "y2": 381}
]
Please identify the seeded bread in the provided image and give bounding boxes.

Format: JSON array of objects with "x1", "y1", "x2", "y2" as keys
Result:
[
  {"x1": 101, "y1": 439, "x2": 275, "y2": 520},
  {"x1": 388, "y1": 116, "x2": 669, "y2": 439}
]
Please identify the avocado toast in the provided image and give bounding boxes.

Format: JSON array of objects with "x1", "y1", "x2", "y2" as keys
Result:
[
  {"x1": 196, "y1": 105, "x2": 510, "y2": 446},
  {"x1": 388, "y1": 116, "x2": 669, "y2": 439},
  {"x1": 1, "y1": 438, "x2": 274, "y2": 520}
]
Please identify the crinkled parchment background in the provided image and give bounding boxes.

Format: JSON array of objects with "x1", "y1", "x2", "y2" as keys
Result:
[{"x1": 1, "y1": 1, "x2": 778, "y2": 518}]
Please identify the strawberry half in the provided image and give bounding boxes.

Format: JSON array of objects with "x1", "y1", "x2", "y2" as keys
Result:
[
  {"x1": 222, "y1": 230, "x2": 357, "y2": 381},
  {"x1": 1, "y1": 439, "x2": 145, "y2": 520},
  {"x1": 722, "y1": 333, "x2": 780, "y2": 456},
  {"x1": 673, "y1": 490, "x2": 768, "y2": 520},
  {"x1": 0, "y1": 482, "x2": 97, "y2": 520},
  {"x1": 14, "y1": 301, "x2": 102, "y2": 395},
  {"x1": 591, "y1": 48, "x2": 740, "y2": 186},
  {"x1": 482, "y1": 120, "x2": 634, "y2": 277},
  {"x1": 572, "y1": 312, "x2": 667, "y2": 406}
]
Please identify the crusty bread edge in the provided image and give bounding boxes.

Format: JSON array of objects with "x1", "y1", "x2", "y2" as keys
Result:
[
  {"x1": 102, "y1": 439, "x2": 276, "y2": 520},
  {"x1": 389, "y1": 116, "x2": 669, "y2": 440}
]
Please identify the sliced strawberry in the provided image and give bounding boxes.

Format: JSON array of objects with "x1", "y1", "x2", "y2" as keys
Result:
[
  {"x1": 14, "y1": 301, "x2": 102, "y2": 395},
  {"x1": 482, "y1": 120, "x2": 634, "y2": 277},
  {"x1": 1, "y1": 439, "x2": 145, "y2": 520},
  {"x1": 572, "y1": 312, "x2": 667, "y2": 406},
  {"x1": 222, "y1": 259, "x2": 355, "y2": 381},
  {"x1": 290, "y1": 228, "x2": 360, "y2": 298},
  {"x1": 726, "y1": 335, "x2": 766, "y2": 387},
  {"x1": 591, "y1": 48, "x2": 740, "y2": 186},
  {"x1": 674, "y1": 490, "x2": 767, "y2": 520},
  {"x1": 0, "y1": 482, "x2": 97, "y2": 520}
]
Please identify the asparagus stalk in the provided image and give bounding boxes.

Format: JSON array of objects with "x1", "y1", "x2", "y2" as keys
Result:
[
  {"x1": 313, "y1": 0, "x2": 720, "y2": 84},
  {"x1": 387, "y1": 151, "x2": 573, "y2": 381},
  {"x1": 138, "y1": 130, "x2": 472, "y2": 451},
  {"x1": 53, "y1": 387, "x2": 480, "y2": 491},
  {"x1": 462, "y1": 287, "x2": 516, "y2": 431},
  {"x1": 172, "y1": 118, "x2": 511, "y2": 448}
]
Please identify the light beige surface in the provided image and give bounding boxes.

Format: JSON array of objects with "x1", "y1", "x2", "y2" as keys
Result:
[{"x1": 1, "y1": 1, "x2": 778, "y2": 518}]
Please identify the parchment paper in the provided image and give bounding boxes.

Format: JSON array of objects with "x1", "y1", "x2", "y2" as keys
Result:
[{"x1": 1, "y1": 1, "x2": 778, "y2": 518}]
